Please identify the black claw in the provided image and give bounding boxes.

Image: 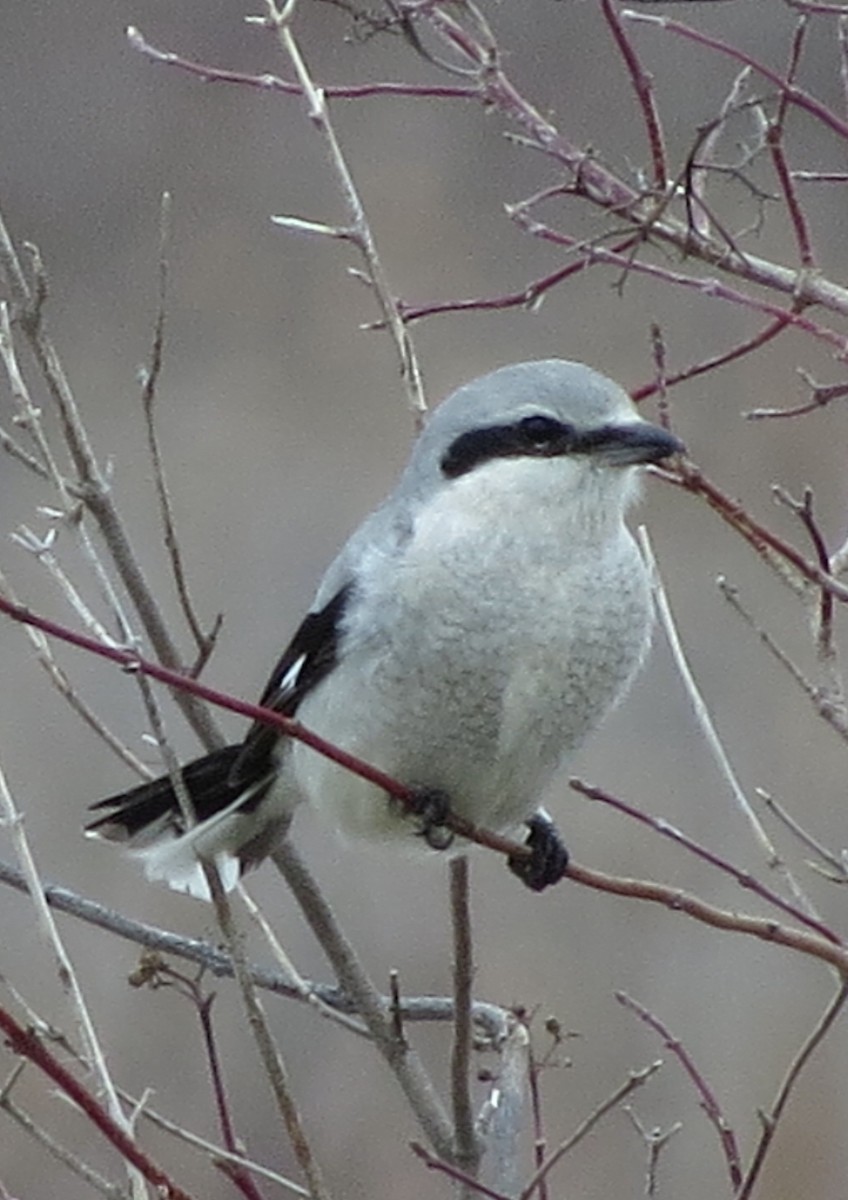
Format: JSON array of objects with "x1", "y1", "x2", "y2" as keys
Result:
[
  {"x1": 508, "y1": 813, "x2": 569, "y2": 892},
  {"x1": 402, "y1": 787, "x2": 455, "y2": 851}
]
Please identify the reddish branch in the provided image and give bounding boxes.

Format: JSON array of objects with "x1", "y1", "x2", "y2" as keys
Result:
[
  {"x1": 2, "y1": 594, "x2": 848, "y2": 978},
  {"x1": 767, "y1": 16, "x2": 817, "y2": 268},
  {"x1": 571, "y1": 779, "x2": 842, "y2": 945},
  {"x1": 616, "y1": 991, "x2": 744, "y2": 1191},
  {"x1": 126, "y1": 25, "x2": 476, "y2": 100},
  {"x1": 0, "y1": 1005, "x2": 196, "y2": 1200},
  {"x1": 600, "y1": 0, "x2": 668, "y2": 188},
  {"x1": 666, "y1": 463, "x2": 848, "y2": 602},
  {"x1": 631, "y1": 316, "x2": 792, "y2": 403},
  {"x1": 624, "y1": 9, "x2": 848, "y2": 143},
  {"x1": 0, "y1": 590, "x2": 528, "y2": 865}
]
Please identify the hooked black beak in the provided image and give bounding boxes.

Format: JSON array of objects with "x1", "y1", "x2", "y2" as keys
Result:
[{"x1": 574, "y1": 421, "x2": 685, "y2": 466}]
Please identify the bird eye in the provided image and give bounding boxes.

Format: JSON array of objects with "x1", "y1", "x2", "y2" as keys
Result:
[{"x1": 519, "y1": 414, "x2": 568, "y2": 446}]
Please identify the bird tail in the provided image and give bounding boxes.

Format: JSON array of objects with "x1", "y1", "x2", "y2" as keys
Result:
[{"x1": 85, "y1": 744, "x2": 281, "y2": 899}]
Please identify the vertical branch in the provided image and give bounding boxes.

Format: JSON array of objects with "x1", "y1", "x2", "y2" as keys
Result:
[
  {"x1": 271, "y1": 842, "x2": 456, "y2": 1161},
  {"x1": 839, "y1": 16, "x2": 848, "y2": 117},
  {"x1": 737, "y1": 979, "x2": 848, "y2": 1200},
  {"x1": 600, "y1": 0, "x2": 668, "y2": 188},
  {"x1": 203, "y1": 862, "x2": 332, "y2": 1200},
  {"x1": 140, "y1": 192, "x2": 222, "y2": 673},
  {"x1": 767, "y1": 14, "x2": 817, "y2": 268},
  {"x1": 258, "y1": 0, "x2": 427, "y2": 421},
  {"x1": 0, "y1": 760, "x2": 150, "y2": 1200},
  {"x1": 449, "y1": 856, "x2": 480, "y2": 1179},
  {"x1": 477, "y1": 1019, "x2": 530, "y2": 1200},
  {"x1": 0, "y1": 208, "x2": 223, "y2": 751}
]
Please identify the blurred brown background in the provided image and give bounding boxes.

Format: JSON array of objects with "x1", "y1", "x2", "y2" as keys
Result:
[{"x1": 2, "y1": 2, "x2": 848, "y2": 1197}]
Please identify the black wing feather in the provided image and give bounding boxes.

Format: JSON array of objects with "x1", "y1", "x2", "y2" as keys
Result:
[
  {"x1": 227, "y1": 583, "x2": 353, "y2": 790},
  {"x1": 86, "y1": 584, "x2": 353, "y2": 839}
]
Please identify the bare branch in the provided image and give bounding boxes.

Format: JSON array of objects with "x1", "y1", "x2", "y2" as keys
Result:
[
  {"x1": 449, "y1": 856, "x2": 480, "y2": 1178},
  {"x1": 0, "y1": 1004, "x2": 196, "y2": 1200},
  {"x1": 617, "y1": 993, "x2": 742, "y2": 1190},
  {"x1": 737, "y1": 979, "x2": 848, "y2": 1199},
  {"x1": 518, "y1": 1061, "x2": 663, "y2": 1199},
  {"x1": 259, "y1": 0, "x2": 427, "y2": 418},
  {"x1": 203, "y1": 863, "x2": 332, "y2": 1200}
]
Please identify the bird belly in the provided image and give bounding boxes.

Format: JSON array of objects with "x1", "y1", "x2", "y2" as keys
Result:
[{"x1": 288, "y1": 523, "x2": 652, "y2": 847}]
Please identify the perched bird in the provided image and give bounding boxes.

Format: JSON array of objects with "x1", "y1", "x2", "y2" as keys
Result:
[{"x1": 86, "y1": 359, "x2": 683, "y2": 898}]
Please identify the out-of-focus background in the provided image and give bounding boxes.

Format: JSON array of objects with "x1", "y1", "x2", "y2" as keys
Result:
[{"x1": 2, "y1": 2, "x2": 848, "y2": 1197}]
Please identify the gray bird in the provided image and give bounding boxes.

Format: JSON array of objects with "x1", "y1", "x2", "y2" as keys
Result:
[{"x1": 86, "y1": 359, "x2": 683, "y2": 898}]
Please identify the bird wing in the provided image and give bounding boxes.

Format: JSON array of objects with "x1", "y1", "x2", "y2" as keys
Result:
[{"x1": 227, "y1": 582, "x2": 353, "y2": 788}]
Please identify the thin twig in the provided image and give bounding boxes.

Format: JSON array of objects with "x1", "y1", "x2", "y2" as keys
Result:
[
  {"x1": 600, "y1": 0, "x2": 668, "y2": 188},
  {"x1": 745, "y1": 372, "x2": 848, "y2": 420},
  {"x1": 759, "y1": 789, "x2": 848, "y2": 881},
  {"x1": 203, "y1": 862, "x2": 331, "y2": 1200},
  {"x1": 624, "y1": 1108, "x2": 682, "y2": 1198},
  {"x1": 0, "y1": 1092, "x2": 132, "y2": 1200},
  {"x1": 399, "y1": 232, "x2": 644, "y2": 326},
  {"x1": 117, "y1": 1086, "x2": 309, "y2": 1198},
  {"x1": 718, "y1": 577, "x2": 848, "y2": 742},
  {"x1": 638, "y1": 528, "x2": 808, "y2": 884},
  {"x1": 518, "y1": 1061, "x2": 663, "y2": 1199},
  {"x1": 0, "y1": 761, "x2": 149, "y2": 1200},
  {"x1": 616, "y1": 993, "x2": 742, "y2": 1190},
  {"x1": 140, "y1": 193, "x2": 221, "y2": 665},
  {"x1": 631, "y1": 315, "x2": 791, "y2": 403},
  {"x1": 566, "y1": 859, "x2": 848, "y2": 975},
  {"x1": 772, "y1": 487, "x2": 841, "y2": 679},
  {"x1": 237, "y1": 881, "x2": 370, "y2": 1036},
  {"x1": 767, "y1": 15, "x2": 817, "y2": 268},
  {"x1": 259, "y1": 0, "x2": 426, "y2": 419},
  {"x1": 0, "y1": 568, "x2": 152, "y2": 778},
  {"x1": 666, "y1": 465, "x2": 848, "y2": 603},
  {"x1": 736, "y1": 979, "x2": 848, "y2": 1200},
  {"x1": 410, "y1": 1143, "x2": 511, "y2": 1200},
  {"x1": 126, "y1": 24, "x2": 476, "y2": 100},
  {"x1": 0, "y1": 1004, "x2": 196, "y2": 1200},
  {"x1": 572, "y1": 777, "x2": 838, "y2": 945},
  {"x1": 0, "y1": 208, "x2": 223, "y2": 751}
]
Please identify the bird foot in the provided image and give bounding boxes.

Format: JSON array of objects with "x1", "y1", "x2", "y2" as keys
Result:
[
  {"x1": 401, "y1": 786, "x2": 455, "y2": 851},
  {"x1": 508, "y1": 813, "x2": 569, "y2": 892}
]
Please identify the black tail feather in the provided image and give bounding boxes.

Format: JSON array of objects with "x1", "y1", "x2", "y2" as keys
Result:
[{"x1": 86, "y1": 744, "x2": 245, "y2": 840}]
